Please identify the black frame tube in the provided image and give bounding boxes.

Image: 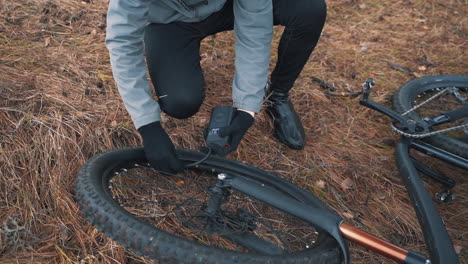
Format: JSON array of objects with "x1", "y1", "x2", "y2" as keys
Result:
[
  {"x1": 395, "y1": 137, "x2": 459, "y2": 264},
  {"x1": 410, "y1": 157, "x2": 456, "y2": 188},
  {"x1": 411, "y1": 140, "x2": 468, "y2": 170},
  {"x1": 360, "y1": 98, "x2": 412, "y2": 127}
]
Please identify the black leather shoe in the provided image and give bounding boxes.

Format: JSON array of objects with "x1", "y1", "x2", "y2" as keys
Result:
[{"x1": 265, "y1": 90, "x2": 306, "y2": 150}]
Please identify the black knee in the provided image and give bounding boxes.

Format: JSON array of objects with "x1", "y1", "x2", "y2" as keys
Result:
[
  {"x1": 281, "y1": 0, "x2": 327, "y2": 28},
  {"x1": 160, "y1": 93, "x2": 204, "y2": 119}
]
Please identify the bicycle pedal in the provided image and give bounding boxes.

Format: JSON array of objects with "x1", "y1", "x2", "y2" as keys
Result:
[{"x1": 435, "y1": 190, "x2": 455, "y2": 205}]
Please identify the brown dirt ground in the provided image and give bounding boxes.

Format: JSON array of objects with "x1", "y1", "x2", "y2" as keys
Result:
[{"x1": 0, "y1": 0, "x2": 467, "y2": 263}]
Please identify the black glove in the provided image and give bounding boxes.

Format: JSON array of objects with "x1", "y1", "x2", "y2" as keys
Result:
[
  {"x1": 217, "y1": 110, "x2": 254, "y2": 156},
  {"x1": 138, "y1": 121, "x2": 183, "y2": 174}
]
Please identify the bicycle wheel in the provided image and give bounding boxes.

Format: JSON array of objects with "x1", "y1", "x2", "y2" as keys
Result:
[
  {"x1": 392, "y1": 75, "x2": 468, "y2": 159},
  {"x1": 75, "y1": 147, "x2": 341, "y2": 264}
]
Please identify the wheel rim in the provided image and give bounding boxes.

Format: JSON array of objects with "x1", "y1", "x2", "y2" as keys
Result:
[
  {"x1": 106, "y1": 161, "x2": 324, "y2": 254},
  {"x1": 409, "y1": 85, "x2": 467, "y2": 138}
]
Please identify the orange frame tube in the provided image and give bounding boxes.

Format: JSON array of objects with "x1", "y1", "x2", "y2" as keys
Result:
[{"x1": 340, "y1": 223, "x2": 409, "y2": 263}]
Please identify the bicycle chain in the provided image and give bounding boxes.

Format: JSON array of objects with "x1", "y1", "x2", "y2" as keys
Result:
[
  {"x1": 391, "y1": 122, "x2": 468, "y2": 138},
  {"x1": 392, "y1": 86, "x2": 467, "y2": 138}
]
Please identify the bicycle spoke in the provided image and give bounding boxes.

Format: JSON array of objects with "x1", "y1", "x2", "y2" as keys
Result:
[{"x1": 106, "y1": 164, "x2": 322, "y2": 254}]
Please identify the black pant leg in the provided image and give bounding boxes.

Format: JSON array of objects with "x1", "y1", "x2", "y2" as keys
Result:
[
  {"x1": 144, "y1": 23, "x2": 205, "y2": 119},
  {"x1": 271, "y1": 0, "x2": 327, "y2": 92},
  {"x1": 200, "y1": 0, "x2": 326, "y2": 94},
  {"x1": 144, "y1": 0, "x2": 325, "y2": 120}
]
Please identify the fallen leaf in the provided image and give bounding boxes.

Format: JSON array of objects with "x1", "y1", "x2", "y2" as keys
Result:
[
  {"x1": 176, "y1": 180, "x2": 185, "y2": 186},
  {"x1": 454, "y1": 244, "x2": 463, "y2": 254},
  {"x1": 368, "y1": 129, "x2": 377, "y2": 137},
  {"x1": 316, "y1": 180, "x2": 326, "y2": 189},
  {"x1": 44, "y1": 37, "x2": 51, "y2": 47},
  {"x1": 342, "y1": 212, "x2": 354, "y2": 219},
  {"x1": 197, "y1": 117, "x2": 207, "y2": 126},
  {"x1": 412, "y1": 72, "x2": 422, "y2": 78},
  {"x1": 341, "y1": 178, "x2": 356, "y2": 190}
]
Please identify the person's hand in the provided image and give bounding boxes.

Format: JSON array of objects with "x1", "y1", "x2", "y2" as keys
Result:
[
  {"x1": 138, "y1": 121, "x2": 183, "y2": 174},
  {"x1": 217, "y1": 109, "x2": 255, "y2": 156}
]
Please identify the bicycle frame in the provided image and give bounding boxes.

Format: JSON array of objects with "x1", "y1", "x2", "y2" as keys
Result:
[
  {"x1": 197, "y1": 78, "x2": 462, "y2": 263},
  {"x1": 223, "y1": 79, "x2": 462, "y2": 263},
  {"x1": 356, "y1": 79, "x2": 460, "y2": 263}
]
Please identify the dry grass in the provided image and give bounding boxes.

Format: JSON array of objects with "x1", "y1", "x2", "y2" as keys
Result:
[{"x1": 0, "y1": 0, "x2": 467, "y2": 263}]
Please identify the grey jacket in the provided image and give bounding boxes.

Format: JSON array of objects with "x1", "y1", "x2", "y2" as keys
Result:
[{"x1": 106, "y1": 0, "x2": 273, "y2": 129}]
